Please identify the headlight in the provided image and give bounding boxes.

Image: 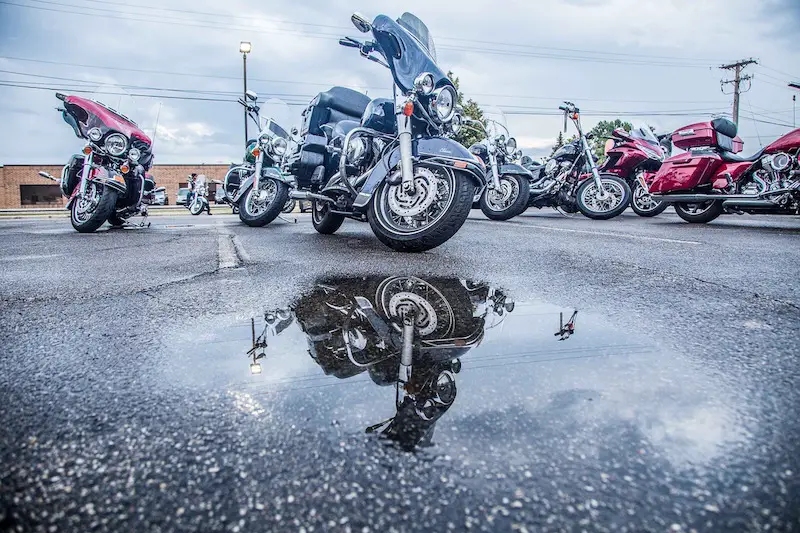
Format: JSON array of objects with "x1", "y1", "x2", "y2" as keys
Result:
[
  {"x1": 451, "y1": 114, "x2": 463, "y2": 134},
  {"x1": 545, "y1": 159, "x2": 557, "y2": 175},
  {"x1": 87, "y1": 127, "x2": 102, "y2": 142},
  {"x1": 270, "y1": 137, "x2": 288, "y2": 157},
  {"x1": 259, "y1": 133, "x2": 271, "y2": 148},
  {"x1": 128, "y1": 147, "x2": 141, "y2": 162},
  {"x1": 104, "y1": 133, "x2": 127, "y2": 157},
  {"x1": 431, "y1": 86, "x2": 456, "y2": 123},
  {"x1": 414, "y1": 73, "x2": 435, "y2": 95},
  {"x1": 640, "y1": 145, "x2": 662, "y2": 161},
  {"x1": 505, "y1": 137, "x2": 517, "y2": 153}
]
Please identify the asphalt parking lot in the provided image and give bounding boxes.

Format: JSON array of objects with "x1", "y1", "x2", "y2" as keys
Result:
[{"x1": 1, "y1": 209, "x2": 799, "y2": 532}]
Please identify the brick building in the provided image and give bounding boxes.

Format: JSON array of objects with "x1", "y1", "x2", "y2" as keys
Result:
[{"x1": 0, "y1": 164, "x2": 231, "y2": 208}]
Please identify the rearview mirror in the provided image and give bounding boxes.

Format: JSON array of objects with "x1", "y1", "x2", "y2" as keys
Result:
[
  {"x1": 351, "y1": 12, "x2": 371, "y2": 33},
  {"x1": 245, "y1": 90, "x2": 258, "y2": 102},
  {"x1": 290, "y1": 127, "x2": 298, "y2": 136}
]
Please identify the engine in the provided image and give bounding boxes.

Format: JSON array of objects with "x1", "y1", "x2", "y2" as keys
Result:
[{"x1": 741, "y1": 151, "x2": 800, "y2": 211}]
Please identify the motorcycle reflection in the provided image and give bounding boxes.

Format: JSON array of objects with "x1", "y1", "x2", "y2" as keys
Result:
[
  {"x1": 247, "y1": 276, "x2": 514, "y2": 449},
  {"x1": 555, "y1": 310, "x2": 578, "y2": 341}
]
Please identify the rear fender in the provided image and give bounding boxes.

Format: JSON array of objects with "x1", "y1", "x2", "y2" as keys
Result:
[
  {"x1": 352, "y1": 137, "x2": 486, "y2": 209},
  {"x1": 231, "y1": 166, "x2": 288, "y2": 203}
]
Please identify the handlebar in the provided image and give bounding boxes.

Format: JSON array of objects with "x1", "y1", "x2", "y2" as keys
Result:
[{"x1": 338, "y1": 37, "x2": 360, "y2": 49}]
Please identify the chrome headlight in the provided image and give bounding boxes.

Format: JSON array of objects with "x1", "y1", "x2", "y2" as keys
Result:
[
  {"x1": 505, "y1": 137, "x2": 517, "y2": 153},
  {"x1": 87, "y1": 127, "x2": 103, "y2": 142},
  {"x1": 451, "y1": 114, "x2": 463, "y2": 135},
  {"x1": 431, "y1": 86, "x2": 456, "y2": 123},
  {"x1": 414, "y1": 73, "x2": 435, "y2": 95},
  {"x1": 104, "y1": 133, "x2": 127, "y2": 157},
  {"x1": 270, "y1": 137, "x2": 288, "y2": 157},
  {"x1": 128, "y1": 147, "x2": 141, "y2": 162},
  {"x1": 545, "y1": 159, "x2": 557, "y2": 175},
  {"x1": 258, "y1": 133, "x2": 271, "y2": 148}
]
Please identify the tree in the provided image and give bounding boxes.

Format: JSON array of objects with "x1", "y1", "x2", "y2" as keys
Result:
[
  {"x1": 550, "y1": 131, "x2": 566, "y2": 156},
  {"x1": 586, "y1": 119, "x2": 632, "y2": 162},
  {"x1": 447, "y1": 71, "x2": 484, "y2": 148}
]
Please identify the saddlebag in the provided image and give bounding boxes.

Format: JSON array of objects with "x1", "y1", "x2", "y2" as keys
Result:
[
  {"x1": 672, "y1": 119, "x2": 743, "y2": 153},
  {"x1": 649, "y1": 152, "x2": 723, "y2": 193}
]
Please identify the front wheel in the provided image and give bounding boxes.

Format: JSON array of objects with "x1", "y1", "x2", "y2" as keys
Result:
[
  {"x1": 630, "y1": 181, "x2": 667, "y2": 217},
  {"x1": 479, "y1": 174, "x2": 530, "y2": 221},
  {"x1": 576, "y1": 174, "x2": 631, "y2": 220},
  {"x1": 189, "y1": 198, "x2": 205, "y2": 215},
  {"x1": 367, "y1": 165, "x2": 473, "y2": 252},
  {"x1": 70, "y1": 182, "x2": 118, "y2": 233},
  {"x1": 311, "y1": 197, "x2": 345, "y2": 235},
  {"x1": 238, "y1": 179, "x2": 289, "y2": 227},
  {"x1": 674, "y1": 200, "x2": 723, "y2": 224}
]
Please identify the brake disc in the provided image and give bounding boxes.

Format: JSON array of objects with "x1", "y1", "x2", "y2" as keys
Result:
[
  {"x1": 388, "y1": 292, "x2": 438, "y2": 336},
  {"x1": 387, "y1": 167, "x2": 439, "y2": 217}
]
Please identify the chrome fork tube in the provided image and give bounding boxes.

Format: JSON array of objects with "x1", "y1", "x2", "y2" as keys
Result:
[
  {"x1": 253, "y1": 152, "x2": 263, "y2": 192},
  {"x1": 396, "y1": 110, "x2": 414, "y2": 190},
  {"x1": 489, "y1": 147, "x2": 501, "y2": 190},
  {"x1": 397, "y1": 313, "x2": 415, "y2": 406},
  {"x1": 79, "y1": 149, "x2": 92, "y2": 195},
  {"x1": 580, "y1": 132, "x2": 608, "y2": 198}
]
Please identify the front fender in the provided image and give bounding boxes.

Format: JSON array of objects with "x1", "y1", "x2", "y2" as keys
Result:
[
  {"x1": 499, "y1": 163, "x2": 533, "y2": 178},
  {"x1": 91, "y1": 166, "x2": 127, "y2": 194},
  {"x1": 353, "y1": 137, "x2": 487, "y2": 209},
  {"x1": 231, "y1": 166, "x2": 289, "y2": 203}
]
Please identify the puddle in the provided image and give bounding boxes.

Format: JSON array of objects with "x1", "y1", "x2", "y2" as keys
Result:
[{"x1": 164, "y1": 276, "x2": 747, "y2": 464}]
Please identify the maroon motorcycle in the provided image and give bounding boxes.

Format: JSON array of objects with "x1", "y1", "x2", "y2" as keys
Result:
[
  {"x1": 39, "y1": 93, "x2": 162, "y2": 233},
  {"x1": 600, "y1": 126, "x2": 669, "y2": 217},
  {"x1": 650, "y1": 118, "x2": 800, "y2": 223}
]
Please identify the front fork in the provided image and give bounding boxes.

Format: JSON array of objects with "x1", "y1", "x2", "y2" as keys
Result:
[
  {"x1": 580, "y1": 134, "x2": 609, "y2": 199},
  {"x1": 396, "y1": 109, "x2": 414, "y2": 191},
  {"x1": 488, "y1": 148, "x2": 501, "y2": 190},
  {"x1": 253, "y1": 152, "x2": 263, "y2": 192},
  {"x1": 397, "y1": 313, "x2": 415, "y2": 407},
  {"x1": 79, "y1": 149, "x2": 92, "y2": 196}
]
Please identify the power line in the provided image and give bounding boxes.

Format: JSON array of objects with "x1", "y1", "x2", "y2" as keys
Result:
[{"x1": 720, "y1": 58, "x2": 757, "y2": 125}]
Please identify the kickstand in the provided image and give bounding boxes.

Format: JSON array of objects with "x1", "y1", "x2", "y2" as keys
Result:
[{"x1": 277, "y1": 215, "x2": 297, "y2": 224}]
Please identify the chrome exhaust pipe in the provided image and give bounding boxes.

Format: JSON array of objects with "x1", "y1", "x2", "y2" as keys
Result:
[
  {"x1": 289, "y1": 191, "x2": 335, "y2": 204},
  {"x1": 722, "y1": 199, "x2": 776, "y2": 209}
]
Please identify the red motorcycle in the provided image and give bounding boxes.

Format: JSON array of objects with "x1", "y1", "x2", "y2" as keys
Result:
[
  {"x1": 600, "y1": 126, "x2": 669, "y2": 217},
  {"x1": 39, "y1": 93, "x2": 162, "y2": 232},
  {"x1": 650, "y1": 118, "x2": 800, "y2": 223}
]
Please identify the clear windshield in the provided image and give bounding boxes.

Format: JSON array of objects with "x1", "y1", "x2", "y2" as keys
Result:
[
  {"x1": 630, "y1": 126, "x2": 659, "y2": 145},
  {"x1": 397, "y1": 12, "x2": 437, "y2": 62},
  {"x1": 89, "y1": 84, "x2": 143, "y2": 128},
  {"x1": 483, "y1": 106, "x2": 510, "y2": 141},
  {"x1": 195, "y1": 175, "x2": 207, "y2": 187},
  {"x1": 259, "y1": 98, "x2": 293, "y2": 140}
]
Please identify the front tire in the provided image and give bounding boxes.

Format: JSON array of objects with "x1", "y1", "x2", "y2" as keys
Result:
[
  {"x1": 479, "y1": 174, "x2": 530, "y2": 221},
  {"x1": 189, "y1": 198, "x2": 205, "y2": 215},
  {"x1": 631, "y1": 181, "x2": 667, "y2": 217},
  {"x1": 312, "y1": 198, "x2": 345, "y2": 235},
  {"x1": 70, "y1": 183, "x2": 118, "y2": 233},
  {"x1": 674, "y1": 200, "x2": 723, "y2": 224},
  {"x1": 576, "y1": 174, "x2": 631, "y2": 220},
  {"x1": 368, "y1": 165, "x2": 473, "y2": 253},
  {"x1": 238, "y1": 179, "x2": 289, "y2": 227}
]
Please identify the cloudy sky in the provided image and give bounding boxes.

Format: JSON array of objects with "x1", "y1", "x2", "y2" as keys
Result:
[{"x1": 0, "y1": 0, "x2": 797, "y2": 165}]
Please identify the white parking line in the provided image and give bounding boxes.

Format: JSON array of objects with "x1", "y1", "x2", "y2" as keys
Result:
[{"x1": 524, "y1": 224, "x2": 702, "y2": 245}]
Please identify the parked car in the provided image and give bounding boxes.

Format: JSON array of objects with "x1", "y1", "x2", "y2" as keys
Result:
[
  {"x1": 150, "y1": 189, "x2": 168, "y2": 206},
  {"x1": 176, "y1": 187, "x2": 190, "y2": 205}
]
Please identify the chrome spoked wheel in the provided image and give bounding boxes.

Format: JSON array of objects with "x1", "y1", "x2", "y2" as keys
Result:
[
  {"x1": 244, "y1": 180, "x2": 278, "y2": 217},
  {"x1": 485, "y1": 177, "x2": 520, "y2": 212},
  {"x1": 376, "y1": 276, "x2": 455, "y2": 339},
  {"x1": 189, "y1": 199, "x2": 204, "y2": 215},
  {"x1": 580, "y1": 179, "x2": 626, "y2": 214},
  {"x1": 71, "y1": 182, "x2": 101, "y2": 224},
  {"x1": 377, "y1": 167, "x2": 455, "y2": 236}
]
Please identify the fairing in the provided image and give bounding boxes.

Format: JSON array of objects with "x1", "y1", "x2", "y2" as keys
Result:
[
  {"x1": 764, "y1": 128, "x2": 800, "y2": 153},
  {"x1": 63, "y1": 95, "x2": 151, "y2": 145},
  {"x1": 371, "y1": 14, "x2": 451, "y2": 95}
]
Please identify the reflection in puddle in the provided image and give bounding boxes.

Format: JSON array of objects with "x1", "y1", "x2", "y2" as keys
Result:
[{"x1": 166, "y1": 275, "x2": 747, "y2": 464}]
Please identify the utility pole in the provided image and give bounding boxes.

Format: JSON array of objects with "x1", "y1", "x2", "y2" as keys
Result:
[{"x1": 720, "y1": 58, "x2": 757, "y2": 125}]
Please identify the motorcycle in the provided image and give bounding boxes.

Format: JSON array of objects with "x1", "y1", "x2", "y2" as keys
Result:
[
  {"x1": 218, "y1": 94, "x2": 292, "y2": 227},
  {"x1": 650, "y1": 118, "x2": 800, "y2": 223},
  {"x1": 524, "y1": 102, "x2": 632, "y2": 220},
  {"x1": 464, "y1": 107, "x2": 532, "y2": 220},
  {"x1": 247, "y1": 276, "x2": 513, "y2": 449},
  {"x1": 600, "y1": 126, "x2": 668, "y2": 217},
  {"x1": 186, "y1": 175, "x2": 210, "y2": 215},
  {"x1": 284, "y1": 12, "x2": 485, "y2": 252},
  {"x1": 38, "y1": 92, "x2": 164, "y2": 232}
]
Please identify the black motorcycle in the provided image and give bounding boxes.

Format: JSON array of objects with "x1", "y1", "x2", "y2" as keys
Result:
[
  {"x1": 284, "y1": 12, "x2": 485, "y2": 252},
  {"x1": 248, "y1": 276, "x2": 514, "y2": 449},
  {"x1": 524, "y1": 102, "x2": 631, "y2": 219},
  {"x1": 464, "y1": 107, "x2": 531, "y2": 220}
]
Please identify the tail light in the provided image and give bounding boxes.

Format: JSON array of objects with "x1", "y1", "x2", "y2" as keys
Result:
[{"x1": 604, "y1": 139, "x2": 614, "y2": 155}]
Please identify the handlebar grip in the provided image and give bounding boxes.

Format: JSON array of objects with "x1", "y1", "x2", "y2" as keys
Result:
[
  {"x1": 558, "y1": 106, "x2": 567, "y2": 111},
  {"x1": 338, "y1": 38, "x2": 360, "y2": 48}
]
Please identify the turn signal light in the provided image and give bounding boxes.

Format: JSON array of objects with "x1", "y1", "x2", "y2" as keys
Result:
[
  {"x1": 403, "y1": 101, "x2": 414, "y2": 117},
  {"x1": 120, "y1": 163, "x2": 130, "y2": 174},
  {"x1": 252, "y1": 148, "x2": 261, "y2": 157},
  {"x1": 113, "y1": 175, "x2": 125, "y2": 184},
  {"x1": 571, "y1": 112, "x2": 580, "y2": 120},
  {"x1": 82, "y1": 146, "x2": 92, "y2": 155}
]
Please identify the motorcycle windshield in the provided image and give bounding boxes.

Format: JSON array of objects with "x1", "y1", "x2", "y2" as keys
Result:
[
  {"x1": 630, "y1": 126, "x2": 659, "y2": 146},
  {"x1": 371, "y1": 13, "x2": 450, "y2": 95},
  {"x1": 63, "y1": 85, "x2": 152, "y2": 146},
  {"x1": 259, "y1": 98, "x2": 293, "y2": 140},
  {"x1": 483, "y1": 106, "x2": 510, "y2": 142}
]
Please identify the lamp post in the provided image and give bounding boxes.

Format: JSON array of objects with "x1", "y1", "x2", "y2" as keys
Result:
[
  {"x1": 790, "y1": 83, "x2": 799, "y2": 128},
  {"x1": 240, "y1": 41, "x2": 252, "y2": 144}
]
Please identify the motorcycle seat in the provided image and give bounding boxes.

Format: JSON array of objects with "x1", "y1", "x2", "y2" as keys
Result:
[{"x1": 719, "y1": 147, "x2": 765, "y2": 163}]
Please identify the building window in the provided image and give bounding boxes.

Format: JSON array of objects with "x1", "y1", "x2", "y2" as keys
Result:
[{"x1": 20, "y1": 185, "x2": 62, "y2": 206}]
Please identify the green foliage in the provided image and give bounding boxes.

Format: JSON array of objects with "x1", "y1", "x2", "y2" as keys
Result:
[
  {"x1": 550, "y1": 131, "x2": 566, "y2": 156},
  {"x1": 447, "y1": 71, "x2": 485, "y2": 148},
  {"x1": 587, "y1": 119, "x2": 632, "y2": 161}
]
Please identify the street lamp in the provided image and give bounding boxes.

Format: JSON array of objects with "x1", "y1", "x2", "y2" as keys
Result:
[
  {"x1": 790, "y1": 83, "x2": 799, "y2": 128},
  {"x1": 240, "y1": 41, "x2": 252, "y2": 143}
]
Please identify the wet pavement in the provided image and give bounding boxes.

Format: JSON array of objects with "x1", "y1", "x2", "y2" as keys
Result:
[{"x1": 1, "y1": 212, "x2": 799, "y2": 532}]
